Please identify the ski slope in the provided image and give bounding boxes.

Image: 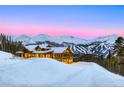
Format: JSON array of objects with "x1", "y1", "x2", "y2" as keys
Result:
[{"x1": 0, "y1": 51, "x2": 124, "y2": 87}]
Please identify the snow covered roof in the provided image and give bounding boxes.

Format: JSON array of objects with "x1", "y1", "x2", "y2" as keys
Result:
[
  {"x1": 52, "y1": 47, "x2": 68, "y2": 53},
  {"x1": 23, "y1": 45, "x2": 69, "y2": 54},
  {"x1": 39, "y1": 43, "x2": 48, "y2": 48},
  {"x1": 33, "y1": 50, "x2": 53, "y2": 54},
  {"x1": 25, "y1": 45, "x2": 37, "y2": 51},
  {"x1": 24, "y1": 44, "x2": 50, "y2": 52},
  {"x1": 16, "y1": 51, "x2": 24, "y2": 53}
]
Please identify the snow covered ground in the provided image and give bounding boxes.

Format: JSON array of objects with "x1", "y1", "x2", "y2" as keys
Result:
[{"x1": 0, "y1": 51, "x2": 124, "y2": 87}]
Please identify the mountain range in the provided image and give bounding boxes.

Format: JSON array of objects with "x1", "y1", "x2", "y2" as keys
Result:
[
  {"x1": 12, "y1": 34, "x2": 118, "y2": 44},
  {"x1": 12, "y1": 34, "x2": 120, "y2": 58}
]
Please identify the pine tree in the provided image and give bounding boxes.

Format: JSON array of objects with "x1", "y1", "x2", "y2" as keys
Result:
[
  {"x1": 114, "y1": 36, "x2": 124, "y2": 56},
  {"x1": 0, "y1": 33, "x2": 24, "y2": 54}
]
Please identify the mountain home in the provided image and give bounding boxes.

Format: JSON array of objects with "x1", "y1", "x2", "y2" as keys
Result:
[{"x1": 15, "y1": 44, "x2": 76, "y2": 64}]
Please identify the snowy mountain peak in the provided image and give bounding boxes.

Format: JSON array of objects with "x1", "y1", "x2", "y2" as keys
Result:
[
  {"x1": 96, "y1": 34, "x2": 118, "y2": 39},
  {"x1": 32, "y1": 34, "x2": 51, "y2": 42},
  {"x1": 11, "y1": 34, "x2": 120, "y2": 45},
  {"x1": 35, "y1": 34, "x2": 50, "y2": 37},
  {"x1": 14, "y1": 35, "x2": 31, "y2": 42},
  {"x1": 59, "y1": 35, "x2": 76, "y2": 38},
  {"x1": 93, "y1": 34, "x2": 118, "y2": 44}
]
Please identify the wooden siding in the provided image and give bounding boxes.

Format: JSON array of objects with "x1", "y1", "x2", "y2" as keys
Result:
[{"x1": 16, "y1": 48, "x2": 74, "y2": 64}]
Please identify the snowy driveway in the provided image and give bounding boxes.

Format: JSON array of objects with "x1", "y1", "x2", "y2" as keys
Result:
[{"x1": 1, "y1": 57, "x2": 124, "y2": 87}]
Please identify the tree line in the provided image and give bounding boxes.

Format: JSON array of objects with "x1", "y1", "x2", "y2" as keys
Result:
[
  {"x1": 97, "y1": 36, "x2": 124, "y2": 76},
  {"x1": 79, "y1": 36, "x2": 124, "y2": 76},
  {"x1": 0, "y1": 33, "x2": 24, "y2": 54}
]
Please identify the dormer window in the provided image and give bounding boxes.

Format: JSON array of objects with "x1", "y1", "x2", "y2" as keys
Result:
[
  {"x1": 35, "y1": 46, "x2": 42, "y2": 51},
  {"x1": 37, "y1": 48, "x2": 42, "y2": 51},
  {"x1": 35, "y1": 46, "x2": 50, "y2": 51}
]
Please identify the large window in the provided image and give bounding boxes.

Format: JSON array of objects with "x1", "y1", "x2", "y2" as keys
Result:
[
  {"x1": 37, "y1": 48, "x2": 42, "y2": 51},
  {"x1": 46, "y1": 54, "x2": 51, "y2": 58},
  {"x1": 24, "y1": 53, "x2": 30, "y2": 58},
  {"x1": 64, "y1": 49, "x2": 72, "y2": 54},
  {"x1": 35, "y1": 54, "x2": 39, "y2": 57}
]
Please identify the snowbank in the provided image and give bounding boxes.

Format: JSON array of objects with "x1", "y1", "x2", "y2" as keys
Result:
[
  {"x1": 0, "y1": 58, "x2": 81, "y2": 86},
  {"x1": 0, "y1": 51, "x2": 124, "y2": 87},
  {"x1": 0, "y1": 51, "x2": 17, "y2": 65},
  {"x1": 0, "y1": 51, "x2": 14, "y2": 59}
]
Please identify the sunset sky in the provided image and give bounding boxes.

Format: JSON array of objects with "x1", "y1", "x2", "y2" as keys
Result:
[{"x1": 0, "y1": 5, "x2": 124, "y2": 38}]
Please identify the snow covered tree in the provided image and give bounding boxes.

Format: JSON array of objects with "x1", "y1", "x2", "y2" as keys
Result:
[
  {"x1": 114, "y1": 36, "x2": 124, "y2": 56},
  {"x1": 0, "y1": 33, "x2": 24, "y2": 54}
]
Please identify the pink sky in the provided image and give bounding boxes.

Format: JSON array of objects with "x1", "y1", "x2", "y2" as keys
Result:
[
  {"x1": 0, "y1": 6, "x2": 124, "y2": 39},
  {"x1": 0, "y1": 23, "x2": 124, "y2": 38}
]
